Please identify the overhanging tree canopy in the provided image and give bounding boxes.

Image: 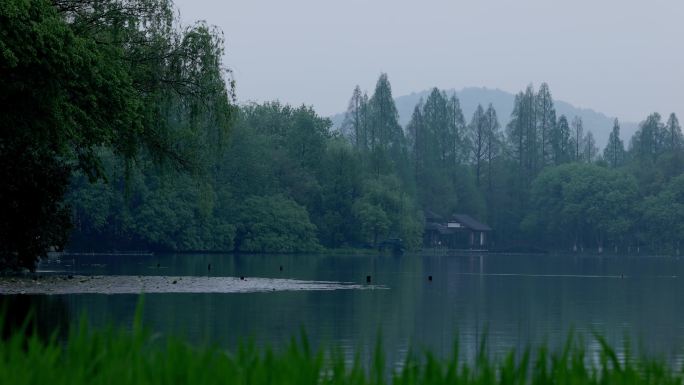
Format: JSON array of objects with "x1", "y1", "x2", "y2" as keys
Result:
[{"x1": 0, "y1": 0, "x2": 234, "y2": 270}]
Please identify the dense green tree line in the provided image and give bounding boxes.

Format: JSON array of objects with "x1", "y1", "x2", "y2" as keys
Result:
[
  {"x1": 66, "y1": 73, "x2": 684, "y2": 255},
  {"x1": 66, "y1": 70, "x2": 682, "y2": 256},
  {"x1": 3, "y1": 0, "x2": 683, "y2": 265},
  {"x1": 67, "y1": 94, "x2": 424, "y2": 253},
  {"x1": 513, "y1": 97, "x2": 683, "y2": 253},
  {"x1": 398, "y1": 80, "x2": 682, "y2": 254}
]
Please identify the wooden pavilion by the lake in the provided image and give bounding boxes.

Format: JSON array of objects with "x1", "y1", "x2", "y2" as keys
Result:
[{"x1": 423, "y1": 211, "x2": 492, "y2": 250}]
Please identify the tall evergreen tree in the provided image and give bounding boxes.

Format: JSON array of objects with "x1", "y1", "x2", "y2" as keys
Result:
[
  {"x1": 630, "y1": 113, "x2": 664, "y2": 161},
  {"x1": 535, "y1": 83, "x2": 556, "y2": 168},
  {"x1": 422, "y1": 88, "x2": 451, "y2": 167},
  {"x1": 360, "y1": 92, "x2": 370, "y2": 149},
  {"x1": 368, "y1": 73, "x2": 402, "y2": 151},
  {"x1": 469, "y1": 105, "x2": 487, "y2": 187},
  {"x1": 447, "y1": 94, "x2": 468, "y2": 164},
  {"x1": 507, "y1": 86, "x2": 538, "y2": 181},
  {"x1": 366, "y1": 74, "x2": 404, "y2": 177},
  {"x1": 603, "y1": 119, "x2": 625, "y2": 168},
  {"x1": 665, "y1": 113, "x2": 682, "y2": 151},
  {"x1": 582, "y1": 131, "x2": 598, "y2": 162},
  {"x1": 341, "y1": 86, "x2": 366, "y2": 149},
  {"x1": 550, "y1": 115, "x2": 572, "y2": 165},
  {"x1": 507, "y1": 92, "x2": 525, "y2": 172},
  {"x1": 523, "y1": 85, "x2": 538, "y2": 175},
  {"x1": 484, "y1": 104, "x2": 500, "y2": 191},
  {"x1": 572, "y1": 116, "x2": 584, "y2": 161},
  {"x1": 407, "y1": 101, "x2": 425, "y2": 179}
]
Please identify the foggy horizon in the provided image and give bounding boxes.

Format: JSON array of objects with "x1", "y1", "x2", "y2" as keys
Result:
[{"x1": 175, "y1": 0, "x2": 683, "y2": 123}]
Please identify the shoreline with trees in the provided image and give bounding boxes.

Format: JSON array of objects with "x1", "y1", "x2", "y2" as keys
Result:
[
  {"x1": 65, "y1": 76, "x2": 684, "y2": 258},
  {"x1": 2, "y1": 0, "x2": 683, "y2": 273}
]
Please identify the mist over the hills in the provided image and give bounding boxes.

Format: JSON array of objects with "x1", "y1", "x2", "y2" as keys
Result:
[{"x1": 331, "y1": 87, "x2": 639, "y2": 149}]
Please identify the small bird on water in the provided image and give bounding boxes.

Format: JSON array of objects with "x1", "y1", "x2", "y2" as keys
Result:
[
  {"x1": 428, "y1": 275, "x2": 433, "y2": 282},
  {"x1": 366, "y1": 275, "x2": 371, "y2": 284}
]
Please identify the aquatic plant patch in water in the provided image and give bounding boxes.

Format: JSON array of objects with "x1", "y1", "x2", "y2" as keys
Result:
[{"x1": 0, "y1": 275, "x2": 384, "y2": 295}]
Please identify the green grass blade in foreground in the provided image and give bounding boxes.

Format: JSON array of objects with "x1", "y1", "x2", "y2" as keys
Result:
[{"x1": 1, "y1": 308, "x2": 683, "y2": 385}]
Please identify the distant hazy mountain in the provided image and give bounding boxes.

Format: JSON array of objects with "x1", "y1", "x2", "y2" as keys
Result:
[{"x1": 331, "y1": 87, "x2": 638, "y2": 149}]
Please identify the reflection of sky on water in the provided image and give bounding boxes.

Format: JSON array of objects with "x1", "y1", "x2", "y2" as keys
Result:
[{"x1": 10, "y1": 253, "x2": 684, "y2": 368}]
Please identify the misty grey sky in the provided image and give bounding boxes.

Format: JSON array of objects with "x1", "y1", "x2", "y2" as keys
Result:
[{"x1": 175, "y1": 0, "x2": 683, "y2": 122}]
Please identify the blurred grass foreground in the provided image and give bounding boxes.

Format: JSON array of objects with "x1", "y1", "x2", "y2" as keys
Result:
[{"x1": 0, "y1": 304, "x2": 681, "y2": 385}]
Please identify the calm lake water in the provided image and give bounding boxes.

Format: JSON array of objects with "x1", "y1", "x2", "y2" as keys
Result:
[{"x1": 8, "y1": 252, "x2": 684, "y2": 365}]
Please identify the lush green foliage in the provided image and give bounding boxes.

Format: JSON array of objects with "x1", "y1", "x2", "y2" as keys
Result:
[
  {"x1": 525, "y1": 163, "x2": 638, "y2": 251},
  {"x1": 67, "y1": 99, "x2": 422, "y2": 253},
  {"x1": 401, "y1": 81, "x2": 683, "y2": 253},
  {"x1": 66, "y1": 76, "x2": 684, "y2": 255},
  {"x1": 514, "y1": 92, "x2": 683, "y2": 253},
  {"x1": 1, "y1": 313, "x2": 682, "y2": 385},
  {"x1": 641, "y1": 174, "x2": 684, "y2": 253},
  {"x1": 3, "y1": 0, "x2": 683, "y2": 260},
  {"x1": 234, "y1": 196, "x2": 320, "y2": 253},
  {"x1": 0, "y1": 0, "x2": 233, "y2": 269},
  {"x1": 401, "y1": 82, "x2": 683, "y2": 253},
  {"x1": 68, "y1": 153, "x2": 236, "y2": 252}
]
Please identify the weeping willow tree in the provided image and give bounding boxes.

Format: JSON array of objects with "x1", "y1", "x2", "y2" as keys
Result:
[{"x1": 0, "y1": 0, "x2": 235, "y2": 270}]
